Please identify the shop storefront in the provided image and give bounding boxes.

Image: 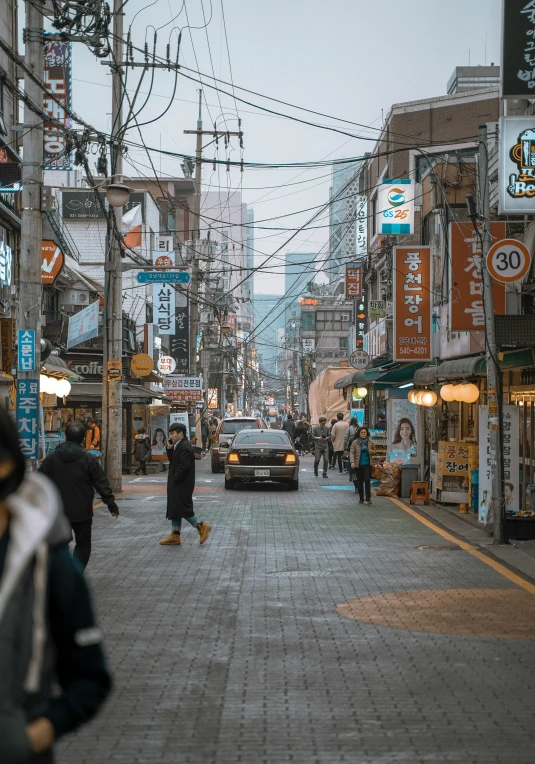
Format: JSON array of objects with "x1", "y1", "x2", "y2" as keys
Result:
[{"x1": 54, "y1": 381, "x2": 171, "y2": 473}]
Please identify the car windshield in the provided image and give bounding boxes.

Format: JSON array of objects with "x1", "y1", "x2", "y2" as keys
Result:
[
  {"x1": 220, "y1": 420, "x2": 259, "y2": 435},
  {"x1": 233, "y1": 431, "x2": 291, "y2": 446}
]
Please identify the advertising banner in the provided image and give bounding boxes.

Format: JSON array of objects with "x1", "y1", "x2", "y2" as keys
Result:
[
  {"x1": 18, "y1": 330, "x2": 36, "y2": 371},
  {"x1": 499, "y1": 116, "x2": 535, "y2": 214},
  {"x1": 149, "y1": 411, "x2": 169, "y2": 460},
  {"x1": 355, "y1": 195, "x2": 368, "y2": 256},
  {"x1": 345, "y1": 266, "x2": 362, "y2": 298},
  {"x1": 449, "y1": 222, "x2": 506, "y2": 330},
  {"x1": 436, "y1": 441, "x2": 471, "y2": 503},
  {"x1": 376, "y1": 179, "x2": 415, "y2": 235},
  {"x1": 16, "y1": 379, "x2": 39, "y2": 459},
  {"x1": 67, "y1": 301, "x2": 100, "y2": 349},
  {"x1": 355, "y1": 296, "x2": 367, "y2": 350},
  {"x1": 478, "y1": 405, "x2": 520, "y2": 523},
  {"x1": 392, "y1": 247, "x2": 432, "y2": 362},
  {"x1": 170, "y1": 411, "x2": 190, "y2": 438},
  {"x1": 171, "y1": 293, "x2": 189, "y2": 374},
  {"x1": 387, "y1": 398, "x2": 419, "y2": 464},
  {"x1": 153, "y1": 284, "x2": 175, "y2": 336},
  {"x1": 163, "y1": 376, "x2": 203, "y2": 403},
  {"x1": 501, "y1": 0, "x2": 535, "y2": 98},
  {"x1": 41, "y1": 240, "x2": 64, "y2": 285},
  {"x1": 43, "y1": 41, "x2": 72, "y2": 170}
]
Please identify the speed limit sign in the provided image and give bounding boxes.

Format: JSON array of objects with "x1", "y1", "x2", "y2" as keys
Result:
[{"x1": 486, "y1": 239, "x2": 531, "y2": 283}]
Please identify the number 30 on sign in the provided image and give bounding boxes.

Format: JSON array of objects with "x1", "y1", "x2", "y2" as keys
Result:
[{"x1": 486, "y1": 239, "x2": 531, "y2": 283}]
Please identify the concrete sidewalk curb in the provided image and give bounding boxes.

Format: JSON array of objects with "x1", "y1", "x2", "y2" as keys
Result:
[{"x1": 393, "y1": 495, "x2": 535, "y2": 588}]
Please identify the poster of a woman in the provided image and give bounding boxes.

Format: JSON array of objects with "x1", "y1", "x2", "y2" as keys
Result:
[
  {"x1": 151, "y1": 427, "x2": 168, "y2": 456},
  {"x1": 392, "y1": 418, "x2": 417, "y2": 453},
  {"x1": 388, "y1": 400, "x2": 418, "y2": 463}
]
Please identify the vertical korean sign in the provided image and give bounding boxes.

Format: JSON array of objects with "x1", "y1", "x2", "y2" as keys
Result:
[
  {"x1": 501, "y1": 0, "x2": 535, "y2": 98},
  {"x1": 171, "y1": 293, "x2": 190, "y2": 374},
  {"x1": 478, "y1": 405, "x2": 520, "y2": 523},
  {"x1": 393, "y1": 247, "x2": 432, "y2": 362},
  {"x1": 355, "y1": 195, "x2": 367, "y2": 257},
  {"x1": 16, "y1": 379, "x2": 39, "y2": 460},
  {"x1": 449, "y1": 222, "x2": 506, "y2": 330},
  {"x1": 43, "y1": 41, "x2": 72, "y2": 170},
  {"x1": 345, "y1": 266, "x2": 362, "y2": 298}
]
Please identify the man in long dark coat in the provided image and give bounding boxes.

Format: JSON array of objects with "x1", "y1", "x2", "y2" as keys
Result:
[{"x1": 159, "y1": 422, "x2": 212, "y2": 546}]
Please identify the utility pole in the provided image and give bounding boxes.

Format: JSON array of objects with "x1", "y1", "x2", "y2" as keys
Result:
[
  {"x1": 102, "y1": 0, "x2": 124, "y2": 493},
  {"x1": 184, "y1": 107, "x2": 243, "y2": 440},
  {"x1": 18, "y1": 0, "x2": 44, "y2": 468},
  {"x1": 478, "y1": 123, "x2": 506, "y2": 544}
]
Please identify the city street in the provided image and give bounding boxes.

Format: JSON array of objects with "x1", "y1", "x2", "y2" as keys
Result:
[{"x1": 57, "y1": 456, "x2": 535, "y2": 764}]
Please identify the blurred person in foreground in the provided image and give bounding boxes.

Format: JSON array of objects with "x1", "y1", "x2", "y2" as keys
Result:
[
  {"x1": 39, "y1": 422, "x2": 119, "y2": 570},
  {"x1": 0, "y1": 406, "x2": 111, "y2": 764}
]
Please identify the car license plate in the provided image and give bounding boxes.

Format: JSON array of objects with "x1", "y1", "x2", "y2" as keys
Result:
[{"x1": 255, "y1": 469, "x2": 270, "y2": 477}]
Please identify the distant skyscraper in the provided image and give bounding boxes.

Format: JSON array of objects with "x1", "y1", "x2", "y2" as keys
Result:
[
  {"x1": 252, "y1": 291, "x2": 286, "y2": 380},
  {"x1": 284, "y1": 252, "x2": 315, "y2": 299}
]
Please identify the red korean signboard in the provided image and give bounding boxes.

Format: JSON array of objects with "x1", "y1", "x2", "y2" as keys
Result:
[
  {"x1": 163, "y1": 376, "x2": 203, "y2": 403},
  {"x1": 345, "y1": 266, "x2": 362, "y2": 298},
  {"x1": 43, "y1": 41, "x2": 72, "y2": 170},
  {"x1": 450, "y1": 222, "x2": 506, "y2": 331},
  {"x1": 393, "y1": 247, "x2": 432, "y2": 362}
]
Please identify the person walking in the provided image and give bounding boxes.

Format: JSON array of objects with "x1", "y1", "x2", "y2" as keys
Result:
[
  {"x1": 159, "y1": 423, "x2": 212, "y2": 546},
  {"x1": 331, "y1": 412, "x2": 349, "y2": 474},
  {"x1": 313, "y1": 416, "x2": 330, "y2": 478},
  {"x1": 201, "y1": 418, "x2": 209, "y2": 453},
  {"x1": 350, "y1": 426, "x2": 376, "y2": 504},
  {"x1": 132, "y1": 427, "x2": 151, "y2": 475},
  {"x1": 294, "y1": 418, "x2": 307, "y2": 455},
  {"x1": 343, "y1": 416, "x2": 359, "y2": 473},
  {"x1": 0, "y1": 406, "x2": 111, "y2": 763},
  {"x1": 39, "y1": 422, "x2": 119, "y2": 570},
  {"x1": 208, "y1": 417, "x2": 217, "y2": 451},
  {"x1": 328, "y1": 418, "x2": 336, "y2": 468},
  {"x1": 85, "y1": 417, "x2": 100, "y2": 451},
  {"x1": 282, "y1": 414, "x2": 296, "y2": 442}
]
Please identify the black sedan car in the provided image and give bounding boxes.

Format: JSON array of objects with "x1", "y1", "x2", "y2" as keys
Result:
[{"x1": 224, "y1": 429, "x2": 299, "y2": 490}]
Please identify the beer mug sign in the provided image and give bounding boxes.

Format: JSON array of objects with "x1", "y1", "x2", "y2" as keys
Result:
[{"x1": 486, "y1": 239, "x2": 531, "y2": 284}]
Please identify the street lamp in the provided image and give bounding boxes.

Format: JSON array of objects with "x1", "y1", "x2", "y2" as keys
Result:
[{"x1": 106, "y1": 182, "x2": 131, "y2": 208}]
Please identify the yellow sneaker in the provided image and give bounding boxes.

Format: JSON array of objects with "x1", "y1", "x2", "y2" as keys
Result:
[
  {"x1": 197, "y1": 522, "x2": 211, "y2": 544},
  {"x1": 159, "y1": 532, "x2": 181, "y2": 545}
]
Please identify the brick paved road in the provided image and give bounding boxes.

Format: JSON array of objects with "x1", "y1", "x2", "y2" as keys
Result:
[{"x1": 57, "y1": 456, "x2": 535, "y2": 764}]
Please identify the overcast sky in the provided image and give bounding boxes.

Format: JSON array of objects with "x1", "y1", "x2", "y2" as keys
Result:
[{"x1": 65, "y1": 0, "x2": 502, "y2": 294}]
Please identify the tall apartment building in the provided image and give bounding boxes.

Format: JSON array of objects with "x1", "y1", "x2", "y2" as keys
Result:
[{"x1": 251, "y1": 291, "x2": 285, "y2": 382}]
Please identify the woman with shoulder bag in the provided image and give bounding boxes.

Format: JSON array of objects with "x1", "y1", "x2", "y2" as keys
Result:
[
  {"x1": 133, "y1": 427, "x2": 151, "y2": 475},
  {"x1": 349, "y1": 427, "x2": 376, "y2": 504}
]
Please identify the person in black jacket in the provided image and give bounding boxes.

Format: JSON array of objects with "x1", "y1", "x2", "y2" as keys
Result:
[
  {"x1": 39, "y1": 422, "x2": 119, "y2": 570},
  {"x1": 282, "y1": 414, "x2": 296, "y2": 441},
  {"x1": 0, "y1": 405, "x2": 111, "y2": 763},
  {"x1": 159, "y1": 423, "x2": 211, "y2": 546}
]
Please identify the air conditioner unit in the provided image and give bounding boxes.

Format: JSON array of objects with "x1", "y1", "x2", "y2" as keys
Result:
[
  {"x1": 63, "y1": 289, "x2": 89, "y2": 305},
  {"x1": 340, "y1": 314, "x2": 350, "y2": 321},
  {"x1": 158, "y1": 236, "x2": 173, "y2": 251}
]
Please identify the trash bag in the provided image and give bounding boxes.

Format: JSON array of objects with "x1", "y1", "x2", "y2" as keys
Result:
[
  {"x1": 376, "y1": 462, "x2": 401, "y2": 497},
  {"x1": 371, "y1": 463, "x2": 383, "y2": 480}
]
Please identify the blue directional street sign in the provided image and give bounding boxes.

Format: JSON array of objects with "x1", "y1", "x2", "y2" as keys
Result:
[{"x1": 136, "y1": 270, "x2": 191, "y2": 285}]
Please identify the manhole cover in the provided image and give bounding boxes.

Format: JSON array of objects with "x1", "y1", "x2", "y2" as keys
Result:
[
  {"x1": 419, "y1": 544, "x2": 462, "y2": 551},
  {"x1": 267, "y1": 569, "x2": 333, "y2": 578}
]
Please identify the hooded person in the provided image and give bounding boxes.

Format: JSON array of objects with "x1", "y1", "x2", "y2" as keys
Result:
[
  {"x1": 39, "y1": 422, "x2": 119, "y2": 570},
  {"x1": 0, "y1": 405, "x2": 111, "y2": 763},
  {"x1": 132, "y1": 427, "x2": 151, "y2": 475}
]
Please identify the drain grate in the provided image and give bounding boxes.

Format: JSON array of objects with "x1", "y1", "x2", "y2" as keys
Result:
[
  {"x1": 419, "y1": 544, "x2": 462, "y2": 552},
  {"x1": 266, "y1": 569, "x2": 333, "y2": 578}
]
